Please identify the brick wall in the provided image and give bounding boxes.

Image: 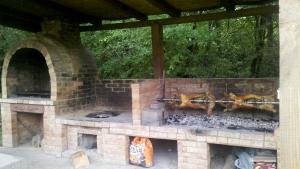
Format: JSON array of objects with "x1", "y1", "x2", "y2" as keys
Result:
[
  {"x1": 131, "y1": 79, "x2": 162, "y2": 125},
  {"x1": 95, "y1": 79, "x2": 142, "y2": 111},
  {"x1": 44, "y1": 19, "x2": 98, "y2": 113},
  {"x1": 178, "y1": 140, "x2": 210, "y2": 169}
]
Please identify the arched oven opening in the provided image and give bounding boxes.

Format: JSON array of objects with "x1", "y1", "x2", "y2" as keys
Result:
[{"x1": 7, "y1": 48, "x2": 50, "y2": 99}]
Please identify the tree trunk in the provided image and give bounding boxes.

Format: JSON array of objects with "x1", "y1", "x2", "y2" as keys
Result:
[{"x1": 251, "y1": 16, "x2": 268, "y2": 77}]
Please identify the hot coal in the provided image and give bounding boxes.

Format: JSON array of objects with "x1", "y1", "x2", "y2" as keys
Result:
[
  {"x1": 86, "y1": 111, "x2": 120, "y2": 118},
  {"x1": 166, "y1": 111, "x2": 279, "y2": 132}
]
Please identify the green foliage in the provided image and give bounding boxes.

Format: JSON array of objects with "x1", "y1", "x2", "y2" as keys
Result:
[
  {"x1": 0, "y1": 26, "x2": 30, "y2": 63},
  {"x1": 0, "y1": 26, "x2": 30, "y2": 96},
  {"x1": 81, "y1": 15, "x2": 279, "y2": 78},
  {"x1": 0, "y1": 15, "x2": 279, "y2": 79},
  {"x1": 164, "y1": 19, "x2": 256, "y2": 77},
  {"x1": 81, "y1": 28, "x2": 153, "y2": 79}
]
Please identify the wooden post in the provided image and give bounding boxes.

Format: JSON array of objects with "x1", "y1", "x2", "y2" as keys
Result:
[
  {"x1": 279, "y1": 0, "x2": 300, "y2": 169},
  {"x1": 151, "y1": 23, "x2": 164, "y2": 78}
]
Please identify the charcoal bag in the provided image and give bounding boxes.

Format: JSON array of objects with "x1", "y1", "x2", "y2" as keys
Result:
[{"x1": 129, "y1": 137, "x2": 153, "y2": 168}]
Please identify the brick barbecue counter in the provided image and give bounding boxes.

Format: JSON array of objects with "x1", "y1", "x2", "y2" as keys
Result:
[{"x1": 57, "y1": 117, "x2": 277, "y2": 169}]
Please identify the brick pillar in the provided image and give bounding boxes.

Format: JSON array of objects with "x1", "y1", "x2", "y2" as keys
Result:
[
  {"x1": 67, "y1": 126, "x2": 78, "y2": 150},
  {"x1": 131, "y1": 80, "x2": 162, "y2": 125},
  {"x1": 177, "y1": 140, "x2": 210, "y2": 169},
  {"x1": 131, "y1": 83, "x2": 142, "y2": 125},
  {"x1": 101, "y1": 133, "x2": 129, "y2": 165},
  {"x1": 42, "y1": 106, "x2": 67, "y2": 156},
  {"x1": 1, "y1": 103, "x2": 17, "y2": 147}
]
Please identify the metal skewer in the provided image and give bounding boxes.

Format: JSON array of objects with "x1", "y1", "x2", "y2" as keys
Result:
[{"x1": 157, "y1": 98, "x2": 279, "y2": 105}]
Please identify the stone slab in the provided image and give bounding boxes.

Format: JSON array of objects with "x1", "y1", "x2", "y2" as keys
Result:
[
  {"x1": 11, "y1": 104, "x2": 44, "y2": 114},
  {"x1": 0, "y1": 153, "x2": 27, "y2": 169}
]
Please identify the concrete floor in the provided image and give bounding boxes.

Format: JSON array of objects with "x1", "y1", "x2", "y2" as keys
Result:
[
  {"x1": 0, "y1": 153, "x2": 25, "y2": 169},
  {"x1": 0, "y1": 145, "x2": 177, "y2": 169}
]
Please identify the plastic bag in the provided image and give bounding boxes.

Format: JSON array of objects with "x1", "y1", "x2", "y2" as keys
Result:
[
  {"x1": 234, "y1": 151, "x2": 254, "y2": 169},
  {"x1": 129, "y1": 137, "x2": 153, "y2": 168}
]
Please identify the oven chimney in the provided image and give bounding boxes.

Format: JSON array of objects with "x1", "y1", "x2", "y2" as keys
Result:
[{"x1": 40, "y1": 19, "x2": 81, "y2": 43}]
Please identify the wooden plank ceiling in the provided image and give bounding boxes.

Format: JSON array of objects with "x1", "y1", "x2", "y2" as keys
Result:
[{"x1": 0, "y1": 0, "x2": 277, "y2": 32}]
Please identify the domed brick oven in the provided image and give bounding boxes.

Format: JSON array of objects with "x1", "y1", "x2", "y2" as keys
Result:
[{"x1": 0, "y1": 20, "x2": 97, "y2": 153}]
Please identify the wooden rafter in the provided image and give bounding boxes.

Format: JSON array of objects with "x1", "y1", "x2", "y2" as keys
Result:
[
  {"x1": 0, "y1": 14, "x2": 41, "y2": 32},
  {"x1": 0, "y1": 5, "x2": 42, "y2": 32},
  {"x1": 233, "y1": 0, "x2": 276, "y2": 5},
  {"x1": 221, "y1": 0, "x2": 236, "y2": 11},
  {"x1": 0, "y1": 6, "x2": 42, "y2": 24},
  {"x1": 145, "y1": 0, "x2": 180, "y2": 17},
  {"x1": 0, "y1": 0, "x2": 101, "y2": 23},
  {"x1": 80, "y1": 5, "x2": 279, "y2": 32},
  {"x1": 102, "y1": 0, "x2": 147, "y2": 20}
]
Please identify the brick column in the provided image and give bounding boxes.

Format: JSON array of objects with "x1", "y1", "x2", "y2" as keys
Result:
[
  {"x1": 101, "y1": 133, "x2": 129, "y2": 165},
  {"x1": 177, "y1": 140, "x2": 210, "y2": 169},
  {"x1": 1, "y1": 103, "x2": 17, "y2": 147},
  {"x1": 131, "y1": 80, "x2": 161, "y2": 125},
  {"x1": 131, "y1": 84, "x2": 142, "y2": 125},
  {"x1": 66, "y1": 126, "x2": 78, "y2": 150},
  {"x1": 42, "y1": 106, "x2": 67, "y2": 156}
]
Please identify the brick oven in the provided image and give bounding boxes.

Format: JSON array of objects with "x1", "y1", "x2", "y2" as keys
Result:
[
  {"x1": 1, "y1": 20, "x2": 279, "y2": 169},
  {"x1": 6, "y1": 48, "x2": 50, "y2": 99},
  {"x1": 1, "y1": 19, "x2": 97, "y2": 152}
]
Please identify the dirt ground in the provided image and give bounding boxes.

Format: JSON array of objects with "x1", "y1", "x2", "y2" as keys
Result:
[{"x1": 0, "y1": 146, "x2": 177, "y2": 169}]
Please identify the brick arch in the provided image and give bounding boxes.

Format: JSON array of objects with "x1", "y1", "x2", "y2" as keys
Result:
[{"x1": 1, "y1": 37, "x2": 63, "y2": 100}]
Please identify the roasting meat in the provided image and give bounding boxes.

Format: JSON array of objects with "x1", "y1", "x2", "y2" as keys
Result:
[
  {"x1": 170, "y1": 92, "x2": 216, "y2": 115},
  {"x1": 220, "y1": 92, "x2": 277, "y2": 113}
]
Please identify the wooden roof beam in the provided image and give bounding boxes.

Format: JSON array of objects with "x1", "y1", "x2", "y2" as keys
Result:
[
  {"x1": 103, "y1": 0, "x2": 147, "y2": 20},
  {"x1": 221, "y1": 0, "x2": 236, "y2": 11},
  {"x1": 0, "y1": 5, "x2": 42, "y2": 32},
  {"x1": 80, "y1": 5, "x2": 279, "y2": 32},
  {"x1": 0, "y1": 14, "x2": 41, "y2": 32},
  {"x1": 0, "y1": 6, "x2": 42, "y2": 24},
  {"x1": 233, "y1": 0, "x2": 276, "y2": 5},
  {"x1": 0, "y1": 0, "x2": 101, "y2": 24},
  {"x1": 145, "y1": 0, "x2": 180, "y2": 17}
]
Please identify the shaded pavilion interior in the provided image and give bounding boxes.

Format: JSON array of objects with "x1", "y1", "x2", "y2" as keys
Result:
[
  {"x1": 0, "y1": 0, "x2": 279, "y2": 78},
  {"x1": 0, "y1": 0, "x2": 299, "y2": 169}
]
